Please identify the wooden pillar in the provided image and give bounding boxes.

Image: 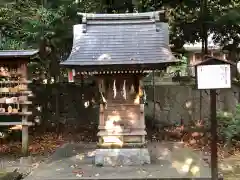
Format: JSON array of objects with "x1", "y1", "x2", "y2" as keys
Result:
[
  {"x1": 99, "y1": 103, "x2": 105, "y2": 143},
  {"x1": 22, "y1": 105, "x2": 28, "y2": 156},
  {"x1": 139, "y1": 78, "x2": 145, "y2": 128},
  {"x1": 140, "y1": 103, "x2": 145, "y2": 143},
  {"x1": 99, "y1": 104, "x2": 104, "y2": 126},
  {"x1": 20, "y1": 62, "x2": 29, "y2": 156},
  {"x1": 192, "y1": 53, "x2": 196, "y2": 64},
  {"x1": 139, "y1": 77, "x2": 146, "y2": 144},
  {"x1": 98, "y1": 78, "x2": 105, "y2": 144}
]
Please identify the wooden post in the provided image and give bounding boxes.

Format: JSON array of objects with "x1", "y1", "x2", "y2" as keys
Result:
[
  {"x1": 210, "y1": 89, "x2": 218, "y2": 180},
  {"x1": 140, "y1": 103, "x2": 145, "y2": 143},
  {"x1": 152, "y1": 70, "x2": 155, "y2": 127},
  {"x1": 98, "y1": 78, "x2": 105, "y2": 145},
  {"x1": 21, "y1": 62, "x2": 29, "y2": 156},
  {"x1": 99, "y1": 104, "x2": 104, "y2": 127},
  {"x1": 139, "y1": 77, "x2": 145, "y2": 136},
  {"x1": 22, "y1": 105, "x2": 28, "y2": 156}
]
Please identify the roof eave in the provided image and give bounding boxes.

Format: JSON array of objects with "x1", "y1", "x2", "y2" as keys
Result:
[
  {"x1": 193, "y1": 55, "x2": 236, "y2": 66},
  {"x1": 60, "y1": 60, "x2": 179, "y2": 71},
  {"x1": 0, "y1": 49, "x2": 39, "y2": 59}
]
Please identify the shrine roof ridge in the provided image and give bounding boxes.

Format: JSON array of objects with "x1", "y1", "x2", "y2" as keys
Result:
[{"x1": 77, "y1": 11, "x2": 164, "y2": 21}]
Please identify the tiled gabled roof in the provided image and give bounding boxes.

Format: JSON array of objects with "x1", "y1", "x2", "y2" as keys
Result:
[{"x1": 61, "y1": 11, "x2": 178, "y2": 70}]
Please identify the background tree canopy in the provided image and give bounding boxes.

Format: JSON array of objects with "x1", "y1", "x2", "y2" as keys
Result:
[{"x1": 0, "y1": 0, "x2": 239, "y2": 81}]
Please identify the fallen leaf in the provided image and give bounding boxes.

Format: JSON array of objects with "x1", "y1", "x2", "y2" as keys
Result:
[
  {"x1": 76, "y1": 173, "x2": 83, "y2": 177},
  {"x1": 70, "y1": 164, "x2": 78, "y2": 168},
  {"x1": 76, "y1": 154, "x2": 84, "y2": 160},
  {"x1": 56, "y1": 168, "x2": 63, "y2": 171},
  {"x1": 72, "y1": 170, "x2": 83, "y2": 174},
  {"x1": 32, "y1": 163, "x2": 39, "y2": 169},
  {"x1": 87, "y1": 151, "x2": 96, "y2": 157}
]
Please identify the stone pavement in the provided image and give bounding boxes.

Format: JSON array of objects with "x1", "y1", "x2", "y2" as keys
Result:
[
  {"x1": 23, "y1": 141, "x2": 211, "y2": 180},
  {"x1": 220, "y1": 153, "x2": 240, "y2": 180},
  {"x1": 0, "y1": 155, "x2": 47, "y2": 176}
]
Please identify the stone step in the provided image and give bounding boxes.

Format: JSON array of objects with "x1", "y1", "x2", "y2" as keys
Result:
[
  {"x1": 97, "y1": 130, "x2": 146, "y2": 136},
  {"x1": 104, "y1": 113, "x2": 141, "y2": 119},
  {"x1": 107, "y1": 103, "x2": 140, "y2": 106},
  {"x1": 103, "y1": 116, "x2": 141, "y2": 121},
  {"x1": 104, "y1": 110, "x2": 140, "y2": 116},
  {"x1": 103, "y1": 119, "x2": 141, "y2": 126},
  {"x1": 104, "y1": 107, "x2": 140, "y2": 112},
  {"x1": 105, "y1": 106, "x2": 140, "y2": 110},
  {"x1": 104, "y1": 114, "x2": 140, "y2": 118},
  {"x1": 101, "y1": 122, "x2": 143, "y2": 129},
  {"x1": 104, "y1": 106, "x2": 140, "y2": 112},
  {"x1": 95, "y1": 148, "x2": 150, "y2": 166},
  {"x1": 98, "y1": 142, "x2": 146, "y2": 148},
  {"x1": 98, "y1": 125, "x2": 146, "y2": 131},
  {"x1": 106, "y1": 100, "x2": 136, "y2": 104},
  {"x1": 98, "y1": 126, "x2": 145, "y2": 129}
]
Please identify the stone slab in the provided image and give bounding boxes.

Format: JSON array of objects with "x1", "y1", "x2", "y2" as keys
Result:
[
  {"x1": 18, "y1": 156, "x2": 33, "y2": 174},
  {"x1": 20, "y1": 156, "x2": 32, "y2": 166},
  {"x1": 95, "y1": 148, "x2": 150, "y2": 166},
  {"x1": 23, "y1": 142, "x2": 212, "y2": 180}
]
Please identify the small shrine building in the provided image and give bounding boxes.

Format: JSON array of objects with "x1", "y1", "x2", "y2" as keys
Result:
[{"x1": 61, "y1": 11, "x2": 179, "y2": 166}]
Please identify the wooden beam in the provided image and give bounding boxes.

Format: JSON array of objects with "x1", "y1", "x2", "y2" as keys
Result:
[
  {"x1": 0, "y1": 81, "x2": 31, "y2": 84},
  {"x1": 0, "y1": 122, "x2": 34, "y2": 126},
  {"x1": 0, "y1": 112, "x2": 32, "y2": 116}
]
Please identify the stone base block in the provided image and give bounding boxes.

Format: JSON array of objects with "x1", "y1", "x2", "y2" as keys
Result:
[
  {"x1": 20, "y1": 156, "x2": 32, "y2": 166},
  {"x1": 19, "y1": 156, "x2": 33, "y2": 174},
  {"x1": 95, "y1": 148, "x2": 150, "y2": 166}
]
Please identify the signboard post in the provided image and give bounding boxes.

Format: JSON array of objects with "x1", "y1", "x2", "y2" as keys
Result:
[{"x1": 195, "y1": 58, "x2": 233, "y2": 180}]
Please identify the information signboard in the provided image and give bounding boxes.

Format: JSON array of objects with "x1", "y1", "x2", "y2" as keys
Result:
[{"x1": 197, "y1": 64, "x2": 231, "y2": 89}]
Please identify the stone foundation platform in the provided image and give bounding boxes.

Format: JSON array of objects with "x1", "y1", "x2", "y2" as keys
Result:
[
  {"x1": 23, "y1": 142, "x2": 213, "y2": 180},
  {"x1": 95, "y1": 148, "x2": 150, "y2": 166}
]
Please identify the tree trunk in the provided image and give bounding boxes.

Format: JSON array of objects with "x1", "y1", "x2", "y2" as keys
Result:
[
  {"x1": 126, "y1": 0, "x2": 134, "y2": 13},
  {"x1": 106, "y1": 0, "x2": 113, "y2": 13}
]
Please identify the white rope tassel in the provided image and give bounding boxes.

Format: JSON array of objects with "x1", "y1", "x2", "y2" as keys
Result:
[
  {"x1": 100, "y1": 92, "x2": 107, "y2": 108},
  {"x1": 143, "y1": 89, "x2": 147, "y2": 103},
  {"x1": 123, "y1": 80, "x2": 126, "y2": 100},
  {"x1": 130, "y1": 84, "x2": 135, "y2": 94},
  {"x1": 113, "y1": 79, "x2": 116, "y2": 99}
]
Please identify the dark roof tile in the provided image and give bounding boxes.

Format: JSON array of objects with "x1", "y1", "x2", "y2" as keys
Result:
[{"x1": 61, "y1": 12, "x2": 178, "y2": 69}]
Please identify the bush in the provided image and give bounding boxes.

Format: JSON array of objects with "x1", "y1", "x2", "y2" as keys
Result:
[{"x1": 217, "y1": 104, "x2": 240, "y2": 147}]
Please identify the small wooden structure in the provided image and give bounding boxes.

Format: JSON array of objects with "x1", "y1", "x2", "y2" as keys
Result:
[
  {"x1": 0, "y1": 50, "x2": 38, "y2": 156},
  {"x1": 61, "y1": 11, "x2": 179, "y2": 166}
]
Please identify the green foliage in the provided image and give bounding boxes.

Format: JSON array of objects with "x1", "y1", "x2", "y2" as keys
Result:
[
  {"x1": 0, "y1": 0, "x2": 240, "y2": 81},
  {"x1": 167, "y1": 55, "x2": 189, "y2": 76},
  {"x1": 0, "y1": 0, "x2": 80, "y2": 81},
  {"x1": 211, "y1": 0, "x2": 240, "y2": 47},
  {"x1": 217, "y1": 104, "x2": 240, "y2": 146},
  {"x1": 0, "y1": 38, "x2": 25, "y2": 50}
]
